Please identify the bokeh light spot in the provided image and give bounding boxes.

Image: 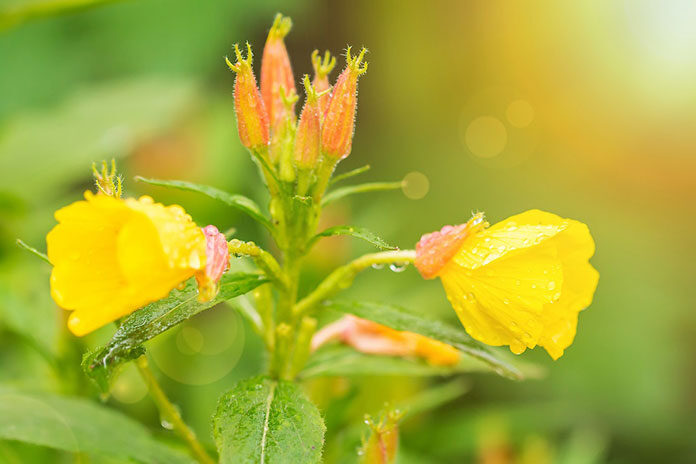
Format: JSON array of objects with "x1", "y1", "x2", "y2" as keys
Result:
[
  {"x1": 111, "y1": 364, "x2": 148, "y2": 404},
  {"x1": 465, "y1": 116, "x2": 507, "y2": 158},
  {"x1": 402, "y1": 171, "x2": 429, "y2": 199},
  {"x1": 176, "y1": 326, "x2": 204, "y2": 354},
  {"x1": 506, "y1": 100, "x2": 535, "y2": 128}
]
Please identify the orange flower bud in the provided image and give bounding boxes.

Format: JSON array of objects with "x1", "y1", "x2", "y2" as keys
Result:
[
  {"x1": 321, "y1": 47, "x2": 367, "y2": 161},
  {"x1": 294, "y1": 76, "x2": 322, "y2": 169},
  {"x1": 261, "y1": 14, "x2": 296, "y2": 128},
  {"x1": 311, "y1": 50, "x2": 336, "y2": 116},
  {"x1": 226, "y1": 43, "x2": 269, "y2": 150},
  {"x1": 360, "y1": 410, "x2": 402, "y2": 464}
]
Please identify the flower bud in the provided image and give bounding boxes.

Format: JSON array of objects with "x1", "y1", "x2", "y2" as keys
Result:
[
  {"x1": 321, "y1": 46, "x2": 367, "y2": 161},
  {"x1": 359, "y1": 410, "x2": 402, "y2": 464},
  {"x1": 294, "y1": 75, "x2": 322, "y2": 169},
  {"x1": 226, "y1": 43, "x2": 270, "y2": 150},
  {"x1": 195, "y1": 225, "x2": 230, "y2": 302},
  {"x1": 261, "y1": 14, "x2": 296, "y2": 128},
  {"x1": 311, "y1": 50, "x2": 336, "y2": 116}
]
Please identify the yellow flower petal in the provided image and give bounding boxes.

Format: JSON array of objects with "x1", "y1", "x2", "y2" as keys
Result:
[
  {"x1": 429, "y1": 209, "x2": 598, "y2": 359},
  {"x1": 47, "y1": 192, "x2": 207, "y2": 336}
]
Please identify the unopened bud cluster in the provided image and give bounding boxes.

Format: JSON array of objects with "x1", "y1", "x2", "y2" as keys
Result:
[{"x1": 225, "y1": 13, "x2": 367, "y2": 199}]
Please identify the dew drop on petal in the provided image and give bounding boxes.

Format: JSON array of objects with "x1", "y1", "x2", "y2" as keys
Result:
[
  {"x1": 371, "y1": 263, "x2": 384, "y2": 270},
  {"x1": 548, "y1": 281, "x2": 556, "y2": 290}
]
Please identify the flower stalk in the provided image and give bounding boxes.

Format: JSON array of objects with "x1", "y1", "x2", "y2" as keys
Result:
[{"x1": 135, "y1": 356, "x2": 215, "y2": 464}]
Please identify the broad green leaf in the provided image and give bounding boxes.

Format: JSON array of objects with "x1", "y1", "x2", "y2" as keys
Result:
[
  {"x1": 83, "y1": 272, "x2": 267, "y2": 391},
  {"x1": 213, "y1": 376, "x2": 325, "y2": 464},
  {"x1": 309, "y1": 225, "x2": 397, "y2": 251},
  {"x1": 0, "y1": 0, "x2": 123, "y2": 32},
  {"x1": 135, "y1": 176, "x2": 272, "y2": 230},
  {"x1": 0, "y1": 388, "x2": 194, "y2": 463},
  {"x1": 0, "y1": 78, "x2": 198, "y2": 203},
  {"x1": 301, "y1": 345, "x2": 492, "y2": 378},
  {"x1": 325, "y1": 300, "x2": 525, "y2": 380},
  {"x1": 322, "y1": 181, "x2": 403, "y2": 206}
]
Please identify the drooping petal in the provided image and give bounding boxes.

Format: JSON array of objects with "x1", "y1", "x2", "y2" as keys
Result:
[{"x1": 419, "y1": 210, "x2": 598, "y2": 359}]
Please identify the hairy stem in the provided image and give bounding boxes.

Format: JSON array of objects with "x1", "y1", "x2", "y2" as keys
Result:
[
  {"x1": 135, "y1": 356, "x2": 215, "y2": 464},
  {"x1": 228, "y1": 239, "x2": 287, "y2": 289},
  {"x1": 293, "y1": 250, "x2": 416, "y2": 317}
]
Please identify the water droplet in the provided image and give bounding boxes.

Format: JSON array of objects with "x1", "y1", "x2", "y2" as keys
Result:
[
  {"x1": 371, "y1": 263, "x2": 384, "y2": 270},
  {"x1": 503, "y1": 298, "x2": 510, "y2": 305},
  {"x1": 471, "y1": 247, "x2": 479, "y2": 254},
  {"x1": 484, "y1": 237, "x2": 491, "y2": 243},
  {"x1": 531, "y1": 283, "x2": 537, "y2": 289},
  {"x1": 160, "y1": 418, "x2": 174, "y2": 430},
  {"x1": 553, "y1": 292, "x2": 561, "y2": 300},
  {"x1": 389, "y1": 263, "x2": 408, "y2": 273},
  {"x1": 548, "y1": 281, "x2": 556, "y2": 290}
]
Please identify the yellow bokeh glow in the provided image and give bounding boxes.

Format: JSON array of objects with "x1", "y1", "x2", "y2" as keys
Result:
[
  {"x1": 506, "y1": 100, "x2": 535, "y2": 128},
  {"x1": 465, "y1": 116, "x2": 507, "y2": 158}
]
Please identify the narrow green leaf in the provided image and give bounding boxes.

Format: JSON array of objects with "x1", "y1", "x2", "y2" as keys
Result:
[
  {"x1": 135, "y1": 176, "x2": 272, "y2": 230},
  {"x1": 213, "y1": 376, "x2": 325, "y2": 464},
  {"x1": 301, "y1": 345, "x2": 492, "y2": 379},
  {"x1": 329, "y1": 164, "x2": 371, "y2": 185},
  {"x1": 322, "y1": 181, "x2": 403, "y2": 206},
  {"x1": 325, "y1": 300, "x2": 525, "y2": 380},
  {"x1": 15, "y1": 239, "x2": 50, "y2": 264},
  {"x1": 82, "y1": 272, "x2": 267, "y2": 391},
  {"x1": 0, "y1": 389, "x2": 194, "y2": 463},
  {"x1": 308, "y1": 225, "x2": 397, "y2": 251}
]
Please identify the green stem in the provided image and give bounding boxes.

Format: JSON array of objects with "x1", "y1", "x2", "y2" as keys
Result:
[
  {"x1": 135, "y1": 356, "x2": 215, "y2": 464},
  {"x1": 228, "y1": 239, "x2": 287, "y2": 289},
  {"x1": 322, "y1": 181, "x2": 403, "y2": 206},
  {"x1": 293, "y1": 250, "x2": 416, "y2": 317}
]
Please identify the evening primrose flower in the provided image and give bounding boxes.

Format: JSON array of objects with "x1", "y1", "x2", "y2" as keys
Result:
[
  {"x1": 415, "y1": 210, "x2": 599, "y2": 359},
  {"x1": 47, "y1": 192, "x2": 212, "y2": 336},
  {"x1": 312, "y1": 315, "x2": 460, "y2": 366}
]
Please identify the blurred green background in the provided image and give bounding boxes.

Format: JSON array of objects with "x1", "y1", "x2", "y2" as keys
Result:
[{"x1": 1, "y1": 0, "x2": 695, "y2": 463}]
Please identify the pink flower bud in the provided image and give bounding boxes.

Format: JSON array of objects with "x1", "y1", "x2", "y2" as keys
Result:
[
  {"x1": 294, "y1": 76, "x2": 322, "y2": 169},
  {"x1": 311, "y1": 50, "x2": 336, "y2": 116},
  {"x1": 414, "y1": 213, "x2": 487, "y2": 279},
  {"x1": 195, "y1": 225, "x2": 230, "y2": 301},
  {"x1": 321, "y1": 47, "x2": 367, "y2": 160},
  {"x1": 226, "y1": 43, "x2": 270, "y2": 150},
  {"x1": 260, "y1": 14, "x2": 296, "y2": 128}
]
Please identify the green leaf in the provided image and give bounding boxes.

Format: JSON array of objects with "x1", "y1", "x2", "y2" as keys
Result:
[
  {"x1": 322, "y1": 181, "x2": 403, "y2": 206},
  {"x1": 83, "y1": 272, "x2": 267, "y2": 392},
  {"x1": 0, "y1": 388, "x2": 194, "y2": 463},
  {"x1": 0, "y1": 78, "x2": 198, "y2": 202},
  {"x1": 213, "y1": 376, "x2": 325, "y2": 464},
  {"x1": 308, "y1": 225, "x2": 397, "y2": 251},
  {"x1": 135, "y1": 176, "x2": 272, "y2": 231},
  {"x1": 324, "y1": 300, "x2": 525, "y2": 380},
  {"x1": 301, "y1": 345, "x2": 493, "y2": 379}
]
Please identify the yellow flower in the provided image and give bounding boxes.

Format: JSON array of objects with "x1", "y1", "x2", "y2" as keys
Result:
[
  {"x1": 47, "y1": 192, "x2": 207, "y2": 336},
  {"x1": 415, "y1": 210, "x2": 599, "y2": 359}
]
